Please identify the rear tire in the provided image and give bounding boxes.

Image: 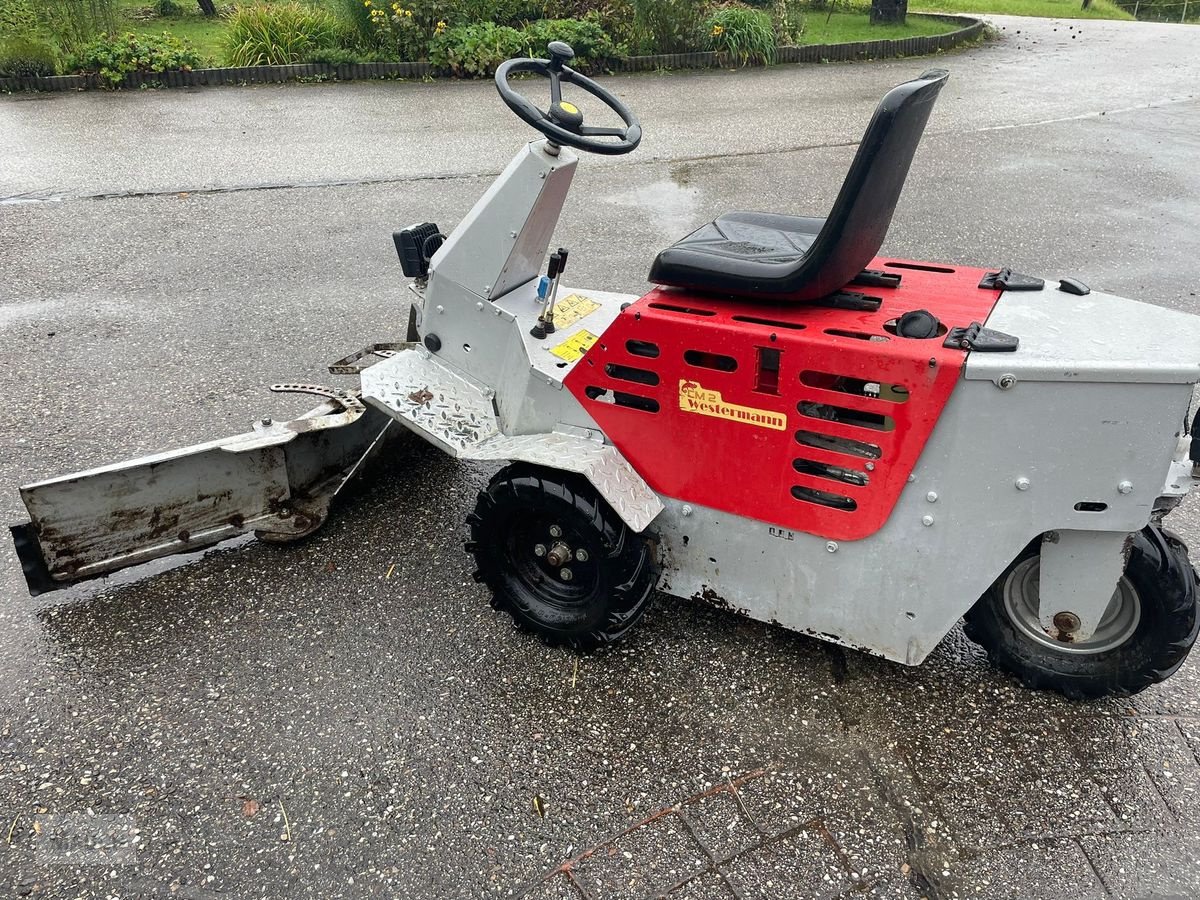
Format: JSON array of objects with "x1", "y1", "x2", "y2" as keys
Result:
[
  {"x1": 466, "y1": 464, "x2": 657, "y2": 650},
  {"x1": 964, "y1": 527, "x2": 1199, "y2": 700}
]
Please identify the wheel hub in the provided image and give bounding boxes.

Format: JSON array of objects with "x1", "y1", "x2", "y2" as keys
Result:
[
  {"x1": 545, "y1": 541, "x2": 572, "y2": 568},
  {"x1": 1002, "y1": 556, "x2": 1142, "y2": 655}
]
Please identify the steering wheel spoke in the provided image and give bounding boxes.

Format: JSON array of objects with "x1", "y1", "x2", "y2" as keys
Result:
[
  {"x1": 494, "y1": 42, "x2": 642, "y2": 156},
  {"x1": 579, "y1": 125, "x2": 627, "y2": 138}
]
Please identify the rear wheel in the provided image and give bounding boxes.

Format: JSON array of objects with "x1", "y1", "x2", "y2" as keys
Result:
[
  {"x1": 466, "y1": 465, "x2": 657, "y2": 650},
  {"x1": 964, "y1": 527, "x2": 1199, "y2": 700}
]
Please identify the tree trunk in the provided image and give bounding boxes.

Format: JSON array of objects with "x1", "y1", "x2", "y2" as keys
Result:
[
  {"x1": 870, "y1": 0, "x2": 908, "y2": 24},
  {"x1": 197, "y1": 0, "x2": 217, "y2": 16}
]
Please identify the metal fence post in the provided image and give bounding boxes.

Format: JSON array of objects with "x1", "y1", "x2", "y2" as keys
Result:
[{"x1": 1182, "y1": 0, "x2": 1189, "y2": 22}]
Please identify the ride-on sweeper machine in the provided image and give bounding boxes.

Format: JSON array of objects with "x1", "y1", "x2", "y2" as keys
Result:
[{"x1": 12, "y1": 44, "x2": 1200, "y2": 700}]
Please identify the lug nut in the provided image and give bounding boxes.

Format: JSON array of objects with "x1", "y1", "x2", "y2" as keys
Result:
[
  {"x1": 549, "y1": 525, "x2": 563, "y2": 538},
  {"x1": 575, "y1": 548, "x2": 590, "y2": 562},
  {"x1": 533, "y1": 544, "x2": 547, "y2": 558},
  {"x1": 560, "y1": 568, "x2": 573, "y2": 582}
]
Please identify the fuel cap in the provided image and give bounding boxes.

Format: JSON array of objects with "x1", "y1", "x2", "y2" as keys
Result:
[{"x1": 896, "y1": 309, "x2": 941, "y2": 339}]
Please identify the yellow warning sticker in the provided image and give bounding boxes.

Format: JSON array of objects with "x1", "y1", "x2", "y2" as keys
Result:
[
  {"x1": 550, "y1": 329, "x2": 599, "y2": 363},
  {"x1": 679, "y1": 380, "x2": 787, "y2": 430},
  {"x1": 550, "y1": 294, "x2": 601, "y2": 330}
]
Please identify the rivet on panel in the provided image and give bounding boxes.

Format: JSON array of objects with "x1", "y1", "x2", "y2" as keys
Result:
[
  {"x1": 926, "y1": 491, "x2": 938, "y2": 503},
  {"x1": 921, "y1": 515, "x2": 934, "y2": 527},
  {"x1": 681, "y1": 505, "x2": 693, "y2": 517},
  {"x1": 1015, "y1": 477, "x2": 1031, "y2": 491},
  {"x1": 826, "y1": 541, "x2": 838, "y2": 553},
  {"x1": 1118, "y1": 480, "x2": 1134, "y2": 494}
]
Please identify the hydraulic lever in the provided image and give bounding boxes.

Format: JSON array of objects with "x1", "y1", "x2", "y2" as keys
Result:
[{"x1": 531, "y1": 248, "x2": 568, "y2": 339}]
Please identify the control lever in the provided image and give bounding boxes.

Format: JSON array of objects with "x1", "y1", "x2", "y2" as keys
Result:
[
  {"x1": 531, "y1": 251, "x2": 563, "y2": 339},
  {"x1": 545, "y1": 247, "x2": 568, "y2": 330}
]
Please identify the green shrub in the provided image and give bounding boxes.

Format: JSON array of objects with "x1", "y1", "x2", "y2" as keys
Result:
[
  {"x1": 542, "y1": 0, "x2": 639, "y2": 48},
  {"x1": 71, "y1": 32, "x2": 202, "y2": 85},
  {"x1": 362, "y1": 0, "x2": 429, "y2": 61},
  {"x1": 156, "y1": 0, "x2": 184, "y2": 16},
  {"x1": 0, "y1": 35, "x2": 58, "y2": 77},
  {"x1": 522, "y1": 15, "x2": 619, "y2": 65},
  {"x1": 223, "y1": 2, "x2": 342, "y2": 67},
  {"x1": 428, "y1": 20, "x2": 525, "y2": 75},
  {"x1": 458, "y1": 0, "x2": 544, "y2": 25},
  {"x1": 771, "y1": 0, "x2": 806, "y2": 43},
  {"x1": 304, "y1": 46, "x2": 374, "y2": 65},
  {"x1": 706, "y1": 4, "x2": 776, "y2": 64},
  {"x1": 331, "y1": 0, "x2": 384, "y2": 51},
  {"x1": 0, "y1": 0, "x2": 39, "y2": 34},
  {"x1": 628, "y1": 0, "x2": 706, "y2": 53},
  {"x1": 41, "y1": 0, "x2": 118, "y2": 52}
]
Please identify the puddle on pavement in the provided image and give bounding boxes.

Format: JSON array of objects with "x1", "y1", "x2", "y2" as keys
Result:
[{"x1": 598, "y1": 173, "x2": 703, "y2": 238}]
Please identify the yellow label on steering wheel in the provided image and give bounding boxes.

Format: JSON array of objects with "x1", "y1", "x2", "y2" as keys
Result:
[{"x1": 559, "y1": 101, "x2": 579, "y2": 114}]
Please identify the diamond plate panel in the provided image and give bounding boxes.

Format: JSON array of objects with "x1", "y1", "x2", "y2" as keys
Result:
[{"x1": 361, "y1": 349, "x2": 499, "y2": 455}]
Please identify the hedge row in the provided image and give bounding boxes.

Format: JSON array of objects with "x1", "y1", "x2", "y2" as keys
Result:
[{"x1": 0, "y1": 14, "x2": 983, "y2": 92}]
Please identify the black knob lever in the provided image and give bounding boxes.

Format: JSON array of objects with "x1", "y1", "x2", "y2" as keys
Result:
[{"x1": 547, "y1": 41, "x2": 574, "y2": 72}]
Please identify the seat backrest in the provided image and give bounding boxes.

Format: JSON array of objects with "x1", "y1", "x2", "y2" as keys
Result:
[{"x1": 785, "y1": 68, "x2": 949, "y2": 301}]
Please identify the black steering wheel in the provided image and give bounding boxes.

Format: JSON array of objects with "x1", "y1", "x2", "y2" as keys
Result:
[{"x1": 494, "y1": 41, "x2": 642, "y2": 156}]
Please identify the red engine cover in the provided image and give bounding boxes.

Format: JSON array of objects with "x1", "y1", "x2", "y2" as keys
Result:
[{"x1": 565, "y1": 259, "x2": 1002, "y2": 541}]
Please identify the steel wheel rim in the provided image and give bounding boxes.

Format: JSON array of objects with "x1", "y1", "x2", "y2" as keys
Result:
[
  {"x1": 1002, "y1": 556, "x2": 1142, "y2": 655},
  {"x1": 507, "y1": 516, "x2": 600, "y2": 611}
]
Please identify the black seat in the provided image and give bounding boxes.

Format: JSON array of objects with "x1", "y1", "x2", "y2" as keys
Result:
[{"x1": 648, "y1": 69, "x2": 949, "y2": 303}]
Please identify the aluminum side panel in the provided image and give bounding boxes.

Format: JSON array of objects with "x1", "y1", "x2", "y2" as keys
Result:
[
  {"x1": 968, "y1": 286, "x2": 1200, "y2": 384},
  {"x1": 656, "y1": 378, "x2": 1193, "y2": 664}
]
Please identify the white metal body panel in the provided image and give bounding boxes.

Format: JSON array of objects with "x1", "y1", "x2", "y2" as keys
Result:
[
  {"x1": 965, "y1": 285, "x2": 1200, "y2": 384},
  {"x1": 654, "y1": 377, "x2": 1194, "y2": 664}
]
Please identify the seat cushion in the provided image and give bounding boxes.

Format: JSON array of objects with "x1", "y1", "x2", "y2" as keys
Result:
[{"x1": 649, "y1": 211, "x2": 826, "y2": 294}]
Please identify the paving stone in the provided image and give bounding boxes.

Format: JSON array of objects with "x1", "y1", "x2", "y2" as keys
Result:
[
  {"x1": 679, "y1": 788, "x2": 765, "y2": 862},
  {"x1": 722, "y1": 829, "x2": 857, "y2": 899},
  {"x1": 1069, "y1": 716, "x2": 1200, "y2": 828},
  {"x1": 522, "y1": 874, "x2": 583, "y2": 900},
  {"x1": 1079, "y1": 830, "x2": 1200, "y2": 899},
  {"x1": 571, "y1": 815, "x2": 709, "y2": 899},
  {"x1": 733, "y1": 745, "x2": 915, "y2": 884},
  {"x1": 904, "y1": 721, "x2": 1116, "y2": 848},
  {"x1": 941, "y1": 838, "x2": 1107, "y2": 900},
  {"x1": 862, "y1": 873, "x2": 927, "y2": 899},
  {"x1": 661, "y1": 870, "x2": 737, "y2": 899}
]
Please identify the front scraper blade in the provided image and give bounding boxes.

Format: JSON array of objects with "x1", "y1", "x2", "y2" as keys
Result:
[{"x1": 11, "y1": 400, "x2": 396, "y2": 595}]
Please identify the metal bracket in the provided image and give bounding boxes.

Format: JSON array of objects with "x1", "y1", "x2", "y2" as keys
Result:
[
  {"x1": 1038, "y1": 530, "x2": 1132, "y2": 641},
  {"x1": 944, "y1": 322, "x2": 1019, "y2": 352},
  {"x1": 327, "y1": 343, "x2": 411, "y2": 375},
  {"x1": 269, "y1": 383, "x2": 365, "y2": 412}
]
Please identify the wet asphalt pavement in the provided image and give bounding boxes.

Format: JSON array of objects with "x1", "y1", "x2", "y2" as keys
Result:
[{"x1": 3, "y1": 14, "x2": 1200, "y2": 899}]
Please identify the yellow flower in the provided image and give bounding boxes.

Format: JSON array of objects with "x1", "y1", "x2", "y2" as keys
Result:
[
  {"x1": 404, "y1": 8, "x2": 412, "y2": 16},
  {"x1": 435, "y1": 19, "x2": 446, "y2": 33},
  {"x1": 710, "y1": 23, "x2": 724, "y2": 36},
  {"x1": 363, "y1": 0, "x2": 370, "y2": 6}
]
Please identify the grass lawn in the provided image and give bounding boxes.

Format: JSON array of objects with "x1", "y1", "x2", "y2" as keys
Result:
[
  {"x1": 913, "y1": 0, "x2": 1133, "y2": 18},
  {"x1": 797, "y1": 11, "x2": 959, "y2": 44},
  {"x1": 116, "y1": 1, "x2": 228, "y2": 64}
]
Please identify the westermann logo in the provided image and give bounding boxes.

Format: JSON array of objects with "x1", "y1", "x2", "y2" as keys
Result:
[{"x1": 678, "y1": 380, "x2": 787, "y2": 431}]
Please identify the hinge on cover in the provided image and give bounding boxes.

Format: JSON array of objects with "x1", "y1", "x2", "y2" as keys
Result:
[
  {"x1": 851, "y1": 269, "x2": 902, "y2": 290},
  {"x1": 979, "y1": 268, "x2": 1044, "y2": 291},
  {"x1": 944, "y1": 322, "x2": 1019, "y2": 352},
  {"x1": 812, "y1": 290, "x2": 882, "y2": 312}
]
